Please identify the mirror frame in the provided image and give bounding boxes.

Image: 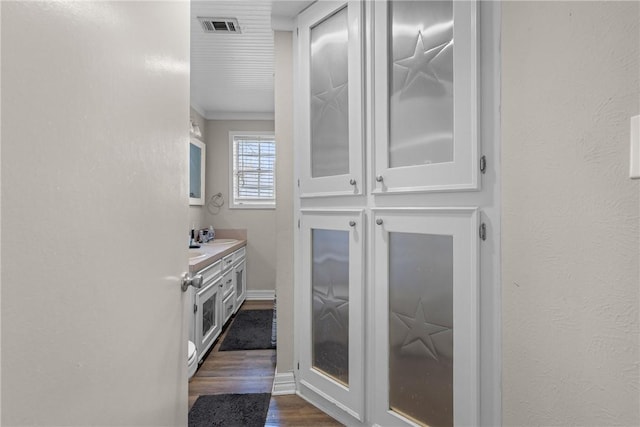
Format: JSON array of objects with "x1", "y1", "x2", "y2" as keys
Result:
[{"x1": 189, "y1": 137, "x2": 206, "y2": 206}]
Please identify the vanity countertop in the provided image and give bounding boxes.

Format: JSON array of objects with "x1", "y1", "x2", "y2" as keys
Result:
[{"x1": 188, "y1": 239, "x2": 247, "y2": 273}]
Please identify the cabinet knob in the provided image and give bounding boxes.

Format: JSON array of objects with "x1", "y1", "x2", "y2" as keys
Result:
[
  {"x1": 349, "y1": 220, "x2": 356, "y2": 227},
  {"x1": 349, "y1": 178, "x2": 356, "y2": 186},
  {"x1": 376, "y1": 175, "x2": 384, "y2": 182},
  {"x1": 376, "y1": 219, "x2": 383, "y2": 226}
]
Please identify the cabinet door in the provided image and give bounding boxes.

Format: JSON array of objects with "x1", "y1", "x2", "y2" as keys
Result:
[
  {"x1": 297, "y1": 1, "x2": 364, "y2": 198},
  {"x1": 234, "y1": 260, "x2": 246, "y2": 312},
  {"x1": 373, "y1": 0, "x2": 479, "y2": 193},
  {"x1": 299, "y1": 210, "x2": 364, "y2": 420},
  {"x1": 196, "y1": 278, "x2": 222, "y2": 360},
  {"x1": 372, "y1": 208, "x2": 479, "y2": 426}
]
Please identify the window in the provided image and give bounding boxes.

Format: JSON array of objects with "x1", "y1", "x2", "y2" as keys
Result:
[{"x1": 229, "y1": 132, "x2": 276, "y2": 208}]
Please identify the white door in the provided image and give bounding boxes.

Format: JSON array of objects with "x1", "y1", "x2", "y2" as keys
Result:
[
  {"x1": 297, "y1": 1, "x2": 364, "y2": 198},
  {"x1": 234, "y1": 259, "x2": 246, "y2": 311},
  {"x1": 299, "y1": 210, "x2": 365, "y2": 420},
  {"x1": 373, "y1": 0, "x2": 479, "y2": 194},
  {"x1": 196, "y1": 279, "x2": 223, "y2": 360},
  {"x1": 2, "y1": 2, "x2": 191, "y2": 425},
  {"x1": 372, "y1": 209, "x2": 479, "y2": 426}
]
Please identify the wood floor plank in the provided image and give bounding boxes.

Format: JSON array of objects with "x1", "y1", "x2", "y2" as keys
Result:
[
  {"x1": 188, "y1": 300, "x2": 342, "y2": 425},
  {"x1": 265, "y1": 395, "x2": 344, "y2": 426}
]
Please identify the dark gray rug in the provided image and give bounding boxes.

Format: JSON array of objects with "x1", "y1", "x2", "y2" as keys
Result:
[
  {"x1": 188, "y1": 393, "x2": 270, "y2": 427},
  {"x1": 219, "y1": 309, "x2": 276, "y2": 351}
]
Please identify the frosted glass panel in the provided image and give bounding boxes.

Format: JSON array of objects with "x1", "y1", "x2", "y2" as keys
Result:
[
  {"x1": 389, "y1": 1, "x2": 453, "y2": 168},
  {"x1": 312, "y1": 229, "x2": 349, "y2": 385},
  {"x1": 202, "y1": 293, "x2": 216, "y2": 338},
  {"x1": 389, "y1": 232, "x2": 453, "y2": 426},
  {"x1": 235, "y1": 268, "x2": 243, "y2": 295},
  {"x1": 310, "y1": 7, "x2": 350, "y2": 178}
]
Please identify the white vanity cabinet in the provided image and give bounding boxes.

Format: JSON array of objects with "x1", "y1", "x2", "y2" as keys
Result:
[{"x1": 190, "y1": 244, "x2": 248, "y2": 364}]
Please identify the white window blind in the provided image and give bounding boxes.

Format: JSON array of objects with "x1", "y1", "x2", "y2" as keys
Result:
[{"x1": 231, "y1": 134, "x2": 276, "y2": 208}]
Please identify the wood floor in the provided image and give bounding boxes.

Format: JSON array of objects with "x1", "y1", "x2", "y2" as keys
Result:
[{"x1": 189, "y1": 300, "x2": 342, "y2": 426}]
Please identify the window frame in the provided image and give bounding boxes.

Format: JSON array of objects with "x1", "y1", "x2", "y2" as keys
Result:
[{"x1": 229, "y1": 131, "x2": 277, "y2": 209}]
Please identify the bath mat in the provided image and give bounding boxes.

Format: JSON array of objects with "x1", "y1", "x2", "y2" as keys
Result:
[
  {"x1": 219, "y1": 309, "x2": 276, "y2": 351},
  {"x1": 188, "y1": 393, "x2": 270, "y2": 427}
]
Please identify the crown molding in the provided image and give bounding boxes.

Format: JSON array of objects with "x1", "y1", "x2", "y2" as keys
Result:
[
  {"x1": 190, "y1": 103, "x2": 207, "y2": 119},
  {"x1": 206, "y1": 111, "x2": 275, "y2": 121},
  {"x1": 272, "y1": 15, "x2": 294, "y2": 31}
]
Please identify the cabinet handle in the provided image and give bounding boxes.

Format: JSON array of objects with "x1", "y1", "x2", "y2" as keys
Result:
[
  {"x1": 376, "y1": 175, "x2": 383, "y2": 182},
  {"x1": 181, "y1": 273, "x2": 203, "y2": 292},
  {"x1": 226, "y1": 279, "x2": 232, "y2": 284},
  {"x1": 349, "y1": 221, "x2": 356, "y2": 227},
  {"x1": 349, "y1": 178, "x2": 356, "y2": 186},
  {"x1": 376, "y1": 219, "x2": 383, "y2": 225}
]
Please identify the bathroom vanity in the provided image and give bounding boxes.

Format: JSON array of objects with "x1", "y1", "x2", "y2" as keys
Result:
[{"x1": 188, "y1": 238, "x2": 247, "y2": 363}]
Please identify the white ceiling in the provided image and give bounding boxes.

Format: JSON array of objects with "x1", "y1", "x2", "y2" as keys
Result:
[{"x1": 190, "y1": 0, "x2": 312, "y2": 120}]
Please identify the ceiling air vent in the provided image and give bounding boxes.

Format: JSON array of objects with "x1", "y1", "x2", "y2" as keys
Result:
[{"x1": 198, "y1": 17, "x2": 241, "y2": 34}]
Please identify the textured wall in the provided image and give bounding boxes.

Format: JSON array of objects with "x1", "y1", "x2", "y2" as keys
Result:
[
  {"x1": 274, "y1": 31, "x2": 295, "y2": 372},
  {"x1": 205, "y1": 119, "x2": 276, "y2": 291},
  {"x1": 502, "y1": 2, "x2": 640, "y2": 425}
]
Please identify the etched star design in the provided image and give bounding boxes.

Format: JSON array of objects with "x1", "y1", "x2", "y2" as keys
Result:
[
  {"x1": 314, "y1": 280, "x2": 348, "y2": 329},
  {"x1": 394, "y1": 300, "x2": 449, "y2": 360},
  {"x1": 313, "y1": 73, "x2": 347, "y2": 119},
  {"x1": 395, "y1": 32, "x2": 450, "y2": 92}
]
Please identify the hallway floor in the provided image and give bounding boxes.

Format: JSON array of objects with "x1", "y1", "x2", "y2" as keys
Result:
[{"x1": 189, "y1": 300, "x2": 342, "y2": 426}]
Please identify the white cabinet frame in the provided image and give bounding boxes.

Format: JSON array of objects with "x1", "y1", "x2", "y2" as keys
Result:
[
  {"x1": 299, "y1": 209, "x2": 365, "y2": 420},
  {"x1": 372, "y1": 207, "x2": 479, "y2": 426},
  {"x1": 372, "y1": 1, "x2": 479, "y2": 194},
  {"x1": 195, "y1": 277, "x2": 222, "y2": 362},
  {"x1": 233, "y1": 258, "x2": 246, "y2": 313},
  {"x1": 297, "y1": 1, "x2": 364, "y2": 198}
]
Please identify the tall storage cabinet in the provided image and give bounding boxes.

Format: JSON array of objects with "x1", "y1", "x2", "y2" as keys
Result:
[{"x1": 294, "y1": 1, "x2": 501, "y2": 426}]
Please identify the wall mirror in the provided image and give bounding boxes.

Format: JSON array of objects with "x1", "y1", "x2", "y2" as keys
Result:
[{"x1": 189, "y1": 138, "x2": 206, "y2": 205}]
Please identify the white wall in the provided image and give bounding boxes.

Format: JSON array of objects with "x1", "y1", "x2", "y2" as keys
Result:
[
  {"x1": 502, "y1": 2, "x2": 640, "y2": 425},
  {"x1": 274, "y1": 31, "x2": 295, "y2": 372},
  {"x1": 205, "y1": 119, "x2": 276, "y2": 292},
  {"x1": 189, "y1": 107, "x2": 207, "y2": 229}
]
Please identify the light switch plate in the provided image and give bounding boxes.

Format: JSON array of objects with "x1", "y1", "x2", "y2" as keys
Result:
[{"x1": 630, "y1": 115, "x2": 640, "y2": 179}]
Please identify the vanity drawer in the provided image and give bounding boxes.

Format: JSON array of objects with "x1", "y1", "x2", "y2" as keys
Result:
[
  {"x1": 222, "y1": 253, "x2": 234, "y2": 271},
  {"x1": 223, "y1": 292, "x2": 235, "y2": 324},
  {"x1": 200, "y1": 260, "x2": 221, "y2": 284},
  {"x1": 233, "y1": 247, "x2": 246, "y2": 263},
  {"x1": 221, "y1": 270, "x2": 234, "y2": 298}
]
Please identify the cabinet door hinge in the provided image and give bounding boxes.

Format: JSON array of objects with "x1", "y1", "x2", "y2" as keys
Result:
[
  {"x1": 296, "y1": 28, "x2": 299, "y2": 36},
  {"x1": 480, "y1": 155, "x2": 487, "y2": 174},
  {"x1": 297, "y1": 219, "x2": 301, "y2": 229},
  {"x1": 297, "y1": 179, "x2": 300, "y2": 188},
  {"x1": 479, "y1": 223, "x2": 487, "y2": 241},
  {"x1": 193, "y1": 304, "x2": 198, "y2": 313},
  {"x1": 297, "y1": 362, "x2": 300, "y2": 370}
]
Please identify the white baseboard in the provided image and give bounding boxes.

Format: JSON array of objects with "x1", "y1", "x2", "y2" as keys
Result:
[
  {"x1": 246, "y1": 290, "x2": 275, "y2": 300},
  {"x1": 272, "y1": 370, "x2": 296, "y2": 395}
]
